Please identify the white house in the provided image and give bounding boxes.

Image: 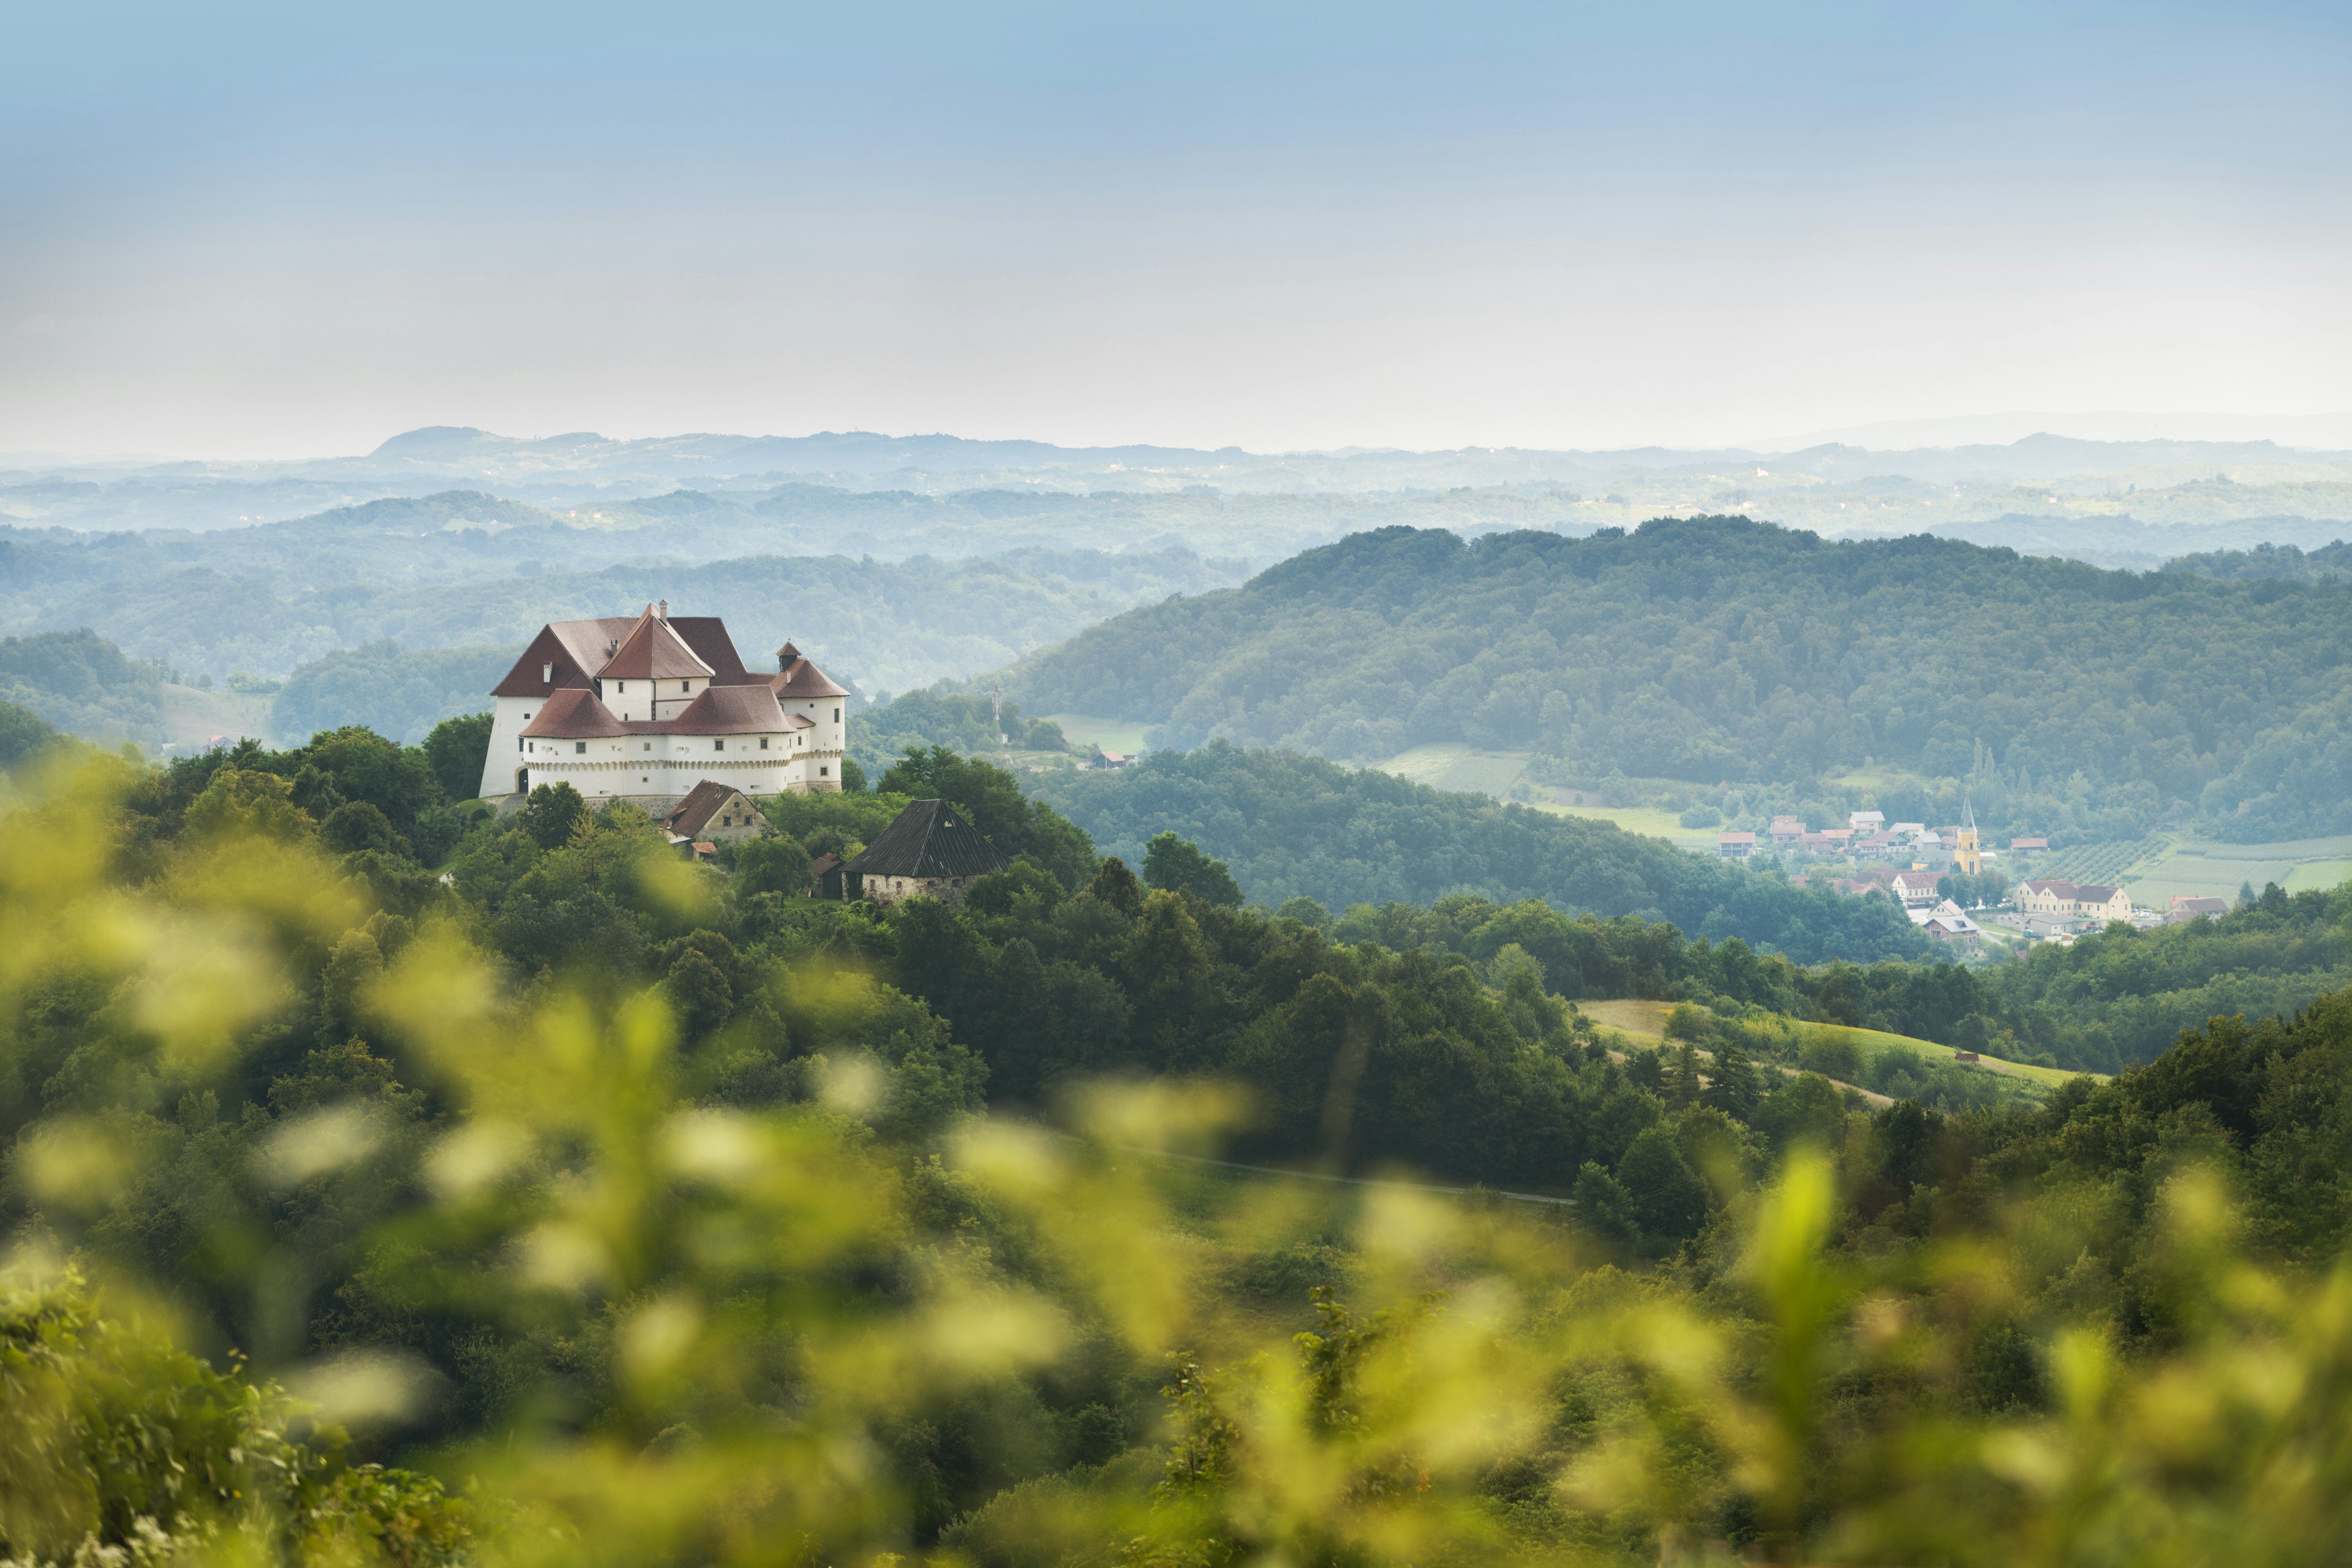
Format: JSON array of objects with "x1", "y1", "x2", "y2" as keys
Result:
[{"x1": 478, "y1": 603, "x2": 850, "y2": 807}]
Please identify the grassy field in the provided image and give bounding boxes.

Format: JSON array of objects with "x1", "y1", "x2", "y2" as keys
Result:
[
  {"x1": 1375, "y1": 742, "x2": 1534, "y2": 797},
  {"x1": 1577, "y1": 997, "x2": 2080, "y2": 1099},
  {"x1": 1374, "y1": 749, "x2": 1714, "y2": 846},
  {"x1": 1038, "y1": 714, "x2": 1154, "y2": 756},
  {"x1": 2114, "y1": 833, "x2": 2352, "y2": 903},
  {"x1": 157, "y1": 684, "x2": 272, "y2": 752},
  {"x1": 1534, "y1": 799, "x2": 1717, "y2": 847}
]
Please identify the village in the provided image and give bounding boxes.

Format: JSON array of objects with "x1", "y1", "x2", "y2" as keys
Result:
[{"x1": 1714, "y1": 807, "x2": 2229, "y2": 956}]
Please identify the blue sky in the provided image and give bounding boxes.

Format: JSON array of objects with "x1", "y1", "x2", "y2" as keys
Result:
[{"x1": 3, "y1": 2, "x2": 2347, "y2": 456}]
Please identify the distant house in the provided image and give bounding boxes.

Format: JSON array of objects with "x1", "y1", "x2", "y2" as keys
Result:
[
  {"x1": 1889, "y1": 872, "x2": 1942, "y2": 908},
  {"x1": 2010, "y1": 837, "x2": 2049, "y2": 857},
  {"x1": 2073, "y1": 884, "x2": 2132, "y2": 921},
  {"x1": 2166, "y1": 894, "x2": 2230, "y2": 923},
  {"x1": 2016, "y1": 878, "x2": 2077, "y2": 916},
  {"x1": 1921, "y1": 913, "x2": 1983, "y2": 949},
  {"x1": 663, "y1": 780, "x2": 769, "y2": 846},
  {"x1": 2018, "y1": 878, "x2": 2132, "y2": 922},
  {"x1": 838, "y1": 799, "x2": 1011, "y2": 907},
  {"x1": 1089, "y1": 750, "x2": 1135, "y2": 770},
  {"x1": 1917, "y1": 898, "x2": 1985, "y2": 949},
  {"x1": 1717, "y1": 831, "x2": 1757, "y2": 859},
  {"x1": 1849, "y1": 810, "x2": 1885, "y2": 833},
  {"x1": 1769, "y1": 815, "x2": 1806, "y2": 846},
  {"x1": 1855, "y1": 830, "x2": 1905, "y2": 861}
]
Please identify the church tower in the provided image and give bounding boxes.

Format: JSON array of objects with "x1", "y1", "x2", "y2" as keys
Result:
[{"x1": 1955, "y1": 797, "x2": 1982, "y2": 877}]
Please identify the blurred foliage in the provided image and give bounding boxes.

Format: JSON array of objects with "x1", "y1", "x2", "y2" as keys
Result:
[{"x1": 4, "y1": 750, "x2": 2352, "y2": 1566}]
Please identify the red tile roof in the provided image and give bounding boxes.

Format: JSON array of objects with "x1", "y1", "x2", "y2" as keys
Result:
[
  {"x1": 599, "y1": 606, "x2": 716, "y2": 681},
  {"x1": 521, "y1": 687, "x2": 633, "y2": 738},
  {"x1": 671, "y1": 684, "x2": 794, "y2": 734},
  {"x1": 770, "y1": 649, "x2": 850, "y2": 699}
]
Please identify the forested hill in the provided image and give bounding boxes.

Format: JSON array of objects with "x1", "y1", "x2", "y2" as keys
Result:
[
  {"x1": 1010, "y1": 518, "x2": 2352, "y2": 839},
  {"x1": 1032, "y1": 742, "x2": 1927, "y2": 965}
]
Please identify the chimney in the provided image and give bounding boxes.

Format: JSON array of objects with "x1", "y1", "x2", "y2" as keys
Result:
[{"x1": 657, "y1": 599, "x2": 668, "y2": 622}]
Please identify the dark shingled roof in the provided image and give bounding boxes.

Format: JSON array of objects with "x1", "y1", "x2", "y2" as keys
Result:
[{"x1": 840, "y1": 799, "x2": 1009, "y2": 881}]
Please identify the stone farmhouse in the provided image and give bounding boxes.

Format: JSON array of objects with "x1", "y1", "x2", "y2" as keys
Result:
[
  {"x1": 480, "y1": 603, "x2": 848, "y2": 807},
  {"x1": 662, "y1": 780, "x2": 768, "y2": 848},
  {"x1": 839, "y1": 799, "x2": 1009, "y2": 907}
]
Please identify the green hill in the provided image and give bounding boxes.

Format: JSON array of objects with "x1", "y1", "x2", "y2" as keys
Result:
[
  {"x1": 1009, "y1": 518, "x2": 2352, "y2": 841},
  {"x1": 1030, "y1": 742, "x2": 1929, "y2": 965}
]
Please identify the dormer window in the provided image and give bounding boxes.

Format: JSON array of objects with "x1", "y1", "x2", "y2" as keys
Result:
[{"x1": 543, "y1": 663, "x2": 553, "y2": 684}]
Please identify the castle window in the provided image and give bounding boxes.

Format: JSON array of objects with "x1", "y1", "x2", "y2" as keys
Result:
[
  {"x1": 819, "y1": 765, "x2": 829, "y2": 777},
  {"x1": 517, "y1": 737, "x2": 523, "y2": 752},
  {"x1": 714, "y1": 739, "x2": 725, "y2": 751},
  {"x1": 575, "y1": 742, "x2": 586, "y2": 754},
  {"x1": 760, "y1": 737, "x2": 769, "y2": 750},
  {"x1": 617, "y1": 682, "x2": 626, "y2": 692},
  {"x1": 643, "y1": 742, "x2": 651, "y2": 752},
  {"x1": 680, "y1": 681, "x2": 689, "y2": 693}
]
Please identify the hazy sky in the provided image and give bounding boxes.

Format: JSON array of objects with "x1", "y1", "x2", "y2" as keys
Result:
[{"x1": 4, "y1": 1, "x2": 2348, "y2": 458}]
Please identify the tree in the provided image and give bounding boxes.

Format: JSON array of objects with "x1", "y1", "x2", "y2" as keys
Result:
[
  {"x1": 1087, "y1": 856, "x2": 1144, "y2": 916},
  {"x1": 320, "y1": 799, "x2": 409, "y2": 858},
  {"x1": 424, "y1": 710, "x2": 496, "y2": 802},
  {"x1": 0, "y1": 699, "x2": 60, "y2": 769},
  {"x1": 1702, "y1": 1038, "x2": 1761, "y2": 1120},
  {"x1": 519, "y1": 782, "x2": 587, "y2": 849},
  {"x1": 1618, "y1": 1124, "x2": 1708, "y2": 1241},
  {"x1": 736, "y1": 832, "x2": 813, "y2": 899},
  {"x1": 1143, "y1": 832, "x2": 1243, "y2": 907}
]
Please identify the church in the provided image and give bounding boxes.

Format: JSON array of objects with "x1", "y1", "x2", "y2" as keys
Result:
[{"x1": 478, "y1": 602, "x2": 849, "y2": 807}]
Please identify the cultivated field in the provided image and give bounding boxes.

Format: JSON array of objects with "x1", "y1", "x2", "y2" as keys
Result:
[
  {"x1": 1578, "y1": 997, "x2": 2081, "y2": 1101},
  {"x1": 1038, "y1": 713, "x2": 1154, "y2": 755}
]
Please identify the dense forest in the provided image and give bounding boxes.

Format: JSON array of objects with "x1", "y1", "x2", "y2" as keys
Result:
[
  {"x1": 5, "y1": 723, "x2": 2352, "y2": 1564},
  {"x1": 0, "y1": 626, "x2": 167, "y2": 742},
  {"x1": 2164, "y1": 537, "x2": 2352, "y2": 581},
  {"x1": 1031, "y1": 741, "x2": 1928, "y2": 965},
  {"x1": 1010, "y1": 518, "x2": 2352, "y2": 840}
]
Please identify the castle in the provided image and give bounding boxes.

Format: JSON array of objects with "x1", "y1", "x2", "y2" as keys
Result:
[{"x1": 479, "y1": 603, "x2": 848, "y2": 806}]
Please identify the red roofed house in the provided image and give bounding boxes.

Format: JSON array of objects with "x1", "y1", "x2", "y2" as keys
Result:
[
  {"x1": 483, "y1": 602, "x2": 851, "y2": 806},
  {"x1": 1717, "y1": 831, "x2": 1757, "y2": 859},
  {"x1": 1768, "y1": 815, "x2": 1806, "y2": 846}
]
